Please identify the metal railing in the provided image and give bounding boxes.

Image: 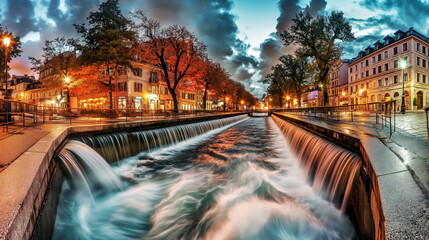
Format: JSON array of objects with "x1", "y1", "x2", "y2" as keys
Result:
[
  {"x1": 272, "y1": 101, "x2": 396, "y2": 138},
  {"x1": 0, "y1": 98, "x2": 241, "y2": 130},
  {"x1": 425, "y1": 107, "x2": 429, "y2": 141}
]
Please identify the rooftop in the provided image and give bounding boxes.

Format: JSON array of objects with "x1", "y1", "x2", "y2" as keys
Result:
[{"x1": 350, "y1": 27, "x2": 429, "y2": 64}]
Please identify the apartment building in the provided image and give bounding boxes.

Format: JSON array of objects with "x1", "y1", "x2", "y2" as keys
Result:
[
  {"x1": 348, "y1": 28, "x2": 429, "y2": 110},
  {"x1": 328, "y1": 59, "x2": 351, "y2": 106}
]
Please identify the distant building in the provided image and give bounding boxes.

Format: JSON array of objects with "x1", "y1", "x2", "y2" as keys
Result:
[
  {"x1": 301, "y1": 85, "x2": 323, "y2": 107},
  {"x1": 328, "y1": 59, "x2": 351, "y2": 106},
  {"x1": 348, "y1": 27, "x2": 429, "y2": 110}
]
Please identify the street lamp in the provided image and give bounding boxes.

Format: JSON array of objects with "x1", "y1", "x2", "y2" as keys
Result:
[
  {"x1": 286, "y1": 96, "x2": 290, "y2": 108},
  {"x1": 400, "y1": 59, "x2": 407, "y2": 114},
  {"x1": 3, "y1": 37, "x2": 10, "y2": 99}
]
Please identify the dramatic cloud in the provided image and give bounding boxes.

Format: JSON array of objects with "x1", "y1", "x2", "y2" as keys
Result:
[{"x1": 257, "y1": 0, "x2": 327, "y2": 93}]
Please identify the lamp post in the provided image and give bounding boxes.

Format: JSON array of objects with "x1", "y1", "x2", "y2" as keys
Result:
[
  {"x1": 286, "y1": 96, "x2": 290, "y2": 108},
  {"x1": 400, "y1": 60, "x2": 407, "y2": 114},
  {"x1": 3, "y1": 37, "x2": 10, "y2": 99}
]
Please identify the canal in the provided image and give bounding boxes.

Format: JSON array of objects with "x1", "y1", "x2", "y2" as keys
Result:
[{"x1": 53, "y1": 116, "x2": 357, "y2": 239}]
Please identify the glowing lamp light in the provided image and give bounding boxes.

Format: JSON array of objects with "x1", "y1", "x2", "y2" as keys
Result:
[
  {"x1": 342, "y1": 91, "x2": 346, "y2": 96},
  {"x1": 20, "y1": 93, "x2": 24, "y2": 97},
  {"x1": 226, "y1": 97, "x2": 229, "y2": 101},
  {"x1": 65, "y1": 77, "x2": 70, "y2": 83},
  {"x1": 359, "y1": 89, "x2": 364, "y2": 94},
  {"x1": 241, "y1": 101, "x2": 244, "y2": 104},
  {"x1": 3, "y1": 37, "x2": 10, "y2": 47},
  {"x1": 400, "y1": 60, "x2": 407, "y2": 69}
]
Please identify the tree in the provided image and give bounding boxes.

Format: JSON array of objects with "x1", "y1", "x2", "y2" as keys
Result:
[
  {"x1": 0, "y1": 26, "x2": 22, "y2": 91},
  {"x1": 74, "y1": 0, "x2": 136, "y2": 110},
  {"x1": 131, "y1": 11, "x2": 207, "y2": 112},
  {"x1": 280, "y1": 11, "x2": 354, "y2": 105},
  {"x1": 195, "y1": 59, "x2": 225, "y2": 110},
  {"x1": 29, "y1": 37, "x2": 77, "y2": 90},
  {"x1": 278, "y1": 55, "x2": 309, "y2": 105}
]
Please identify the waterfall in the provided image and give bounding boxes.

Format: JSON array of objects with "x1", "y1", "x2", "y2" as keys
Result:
[
  {"x1": 77, "y1": 115, "x2": 247, "y2": 162},
  {"x1": 57, "y1": 140, "x2": 124, "y2": 196},
  {"x1": 272, "y1": 115, "x2": 362, "y2": 212}
]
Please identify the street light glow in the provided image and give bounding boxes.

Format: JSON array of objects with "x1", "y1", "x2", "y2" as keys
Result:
[
  {"x1": 226, "y1": 97, "x2": 229, "y2": 101},
  {"x1": 400, "y1": 60, "x2": 407, "y2": 69},
  {"x1": 286, "y1": 96, "x2": 290, "y2": 100},
  {"x1": 342, "y1": 91, "x2": 346, "y2": 96},
  {"x1": 3, "y1": 37, "x2": 10, "y2": 47},
  {"x1": 65, "y1": 77, "x2": 70, "y2": 83}
]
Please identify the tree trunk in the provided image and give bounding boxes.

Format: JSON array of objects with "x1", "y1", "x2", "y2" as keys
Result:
[
  {"x1": 109, "y1": 75, "x2": 113, "y2": 109},
  {"x1": 278, "y1": 92, "x2": 283, "y2": 108},
  {"x1": 203, "y1": 88, "x2": 208, "y2": 111},
  {"x1": 171, "y1": 91, "x2": 179, "y2": 113}
]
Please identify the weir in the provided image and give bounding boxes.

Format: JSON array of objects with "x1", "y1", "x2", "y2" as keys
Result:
[
  {"x1": 44, "y1": 114, "x2": 383, "y2": 240},
  {"x1": 20, "y1": 113, "x2": 385, "y2": 239}
]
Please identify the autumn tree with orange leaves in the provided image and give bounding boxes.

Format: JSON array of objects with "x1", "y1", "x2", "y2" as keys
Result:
[{"x1": 131, "y1": 11, "x2": 207, "y2": 112}]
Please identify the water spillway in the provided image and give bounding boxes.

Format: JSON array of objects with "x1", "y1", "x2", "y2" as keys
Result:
[{"x1": 52, "y1": 116, "x2": 364, "y2": 239}]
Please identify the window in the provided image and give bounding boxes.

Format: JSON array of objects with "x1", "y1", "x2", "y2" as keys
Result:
[
  {"x1": 366, "y1": 83, "x2": 369, "y2": 89},
  {"x1": 423, "y1": 59, "x2": 427, "y2": 68},
  {"x1": 385, "y1": 78, "x2": 389, "y2": 86},
  {"x1": 355, "y1": 74, "x2": 357, "y2": 81},
  {"x1": 372, "y1": 56, "x2": 376, "y2": 63},
  {"x1": 403, "y1": 43, "x2": 408, "y2": 51},
  {"x1": 417, "y1": 73, "x2": 420, "y2": 82},
  {"x1": 361, "y1": 62, "x2": 364, "y2": 69},
  {"x1": 417, "y1": 43, "x2": 421, "y2": 52},
  {"x1": 424, "y1": 75, "x2": 427, "y2": 84},
  {"x1": 378, "y1": 54, "x2": 382, "y2": 61},
  {"x1": 350, "y1": 68, "x2": 353, "y2": 73},
  {"x1": 393, "y1": 47, "x2": 398, "y2": 55},
  {"x1": 423, "y1": 46, "x2": 427, "y2": 55},
  {"x1": 355, "y1": 65, "x2": 358, "y2": 71},
  {"x1": 149, "y1": 72, "x2": 158, "y2": 82},
  {"x1": 378, "y1": 66, "x2": 382, "y2": 73},
  {"x1": 394, "y1": 75, "x2": 398, "y2": 84},
  {"x1": 384, "y1": 63, "x2": 388, "y2": 71},
  {"x1": 133, "y1": 68, "x2": 142, "y2": 77},
  {"x1": 350, "y1": 76, "x2": 353, "y2": 82},
  {"x1": 366, "y1": 70, "x2": 369, "y2": 77},
  {"x1": 151, "y1": 85, "x2": 158, "y2": 94},
  {"x1": 384, "y1": 51, "x2": 388, "y2": 59},
  {"x1": 366, "y1": 59, "x2": 369, "y2": 67},
  {"x1": 161, "y1": 86, "x2": 169, "y2": 95},
  {"x1": 361, "y1": 72, "x2": 364, "y2": 79},
  {"x1": 134, "y1": 82, "x2": 142, "y2": 92},
  {"x1": 404, "y1": 73, "x2": 408, "y2": 82},
  {"x1": 394, "y1": 60, "x2": 398, "y2": 68},
  {"x1": 188, "y1": 94, "x2": 195, "y2": 100},
  {"x1": 373, "y1": 68, "x2": 376, "y2": 75},
  {"x1": 350, "y1": 86, "x2": 353, "y2": 92},
  {"x1": 118, "y1": 82, "x2": 127, "y2": 92},
  {"x1": 417, "y1": 57, "x2": 421, "y2": 66},
  {"x1": 378, "y1": 79, "x2": 382, "y2": 87}
]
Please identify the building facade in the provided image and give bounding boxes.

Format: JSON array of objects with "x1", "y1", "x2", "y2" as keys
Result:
[
  {"x1": 328, "y1": 59, "x2": 351, "y2": 106},
  {"x1": 348, "y1": 28, "x2": 429, "y2": 110}
]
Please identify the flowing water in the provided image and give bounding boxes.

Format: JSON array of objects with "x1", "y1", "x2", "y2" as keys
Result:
[{"x1": 53, "y1": 116, "x2": 358, "y2": 240}]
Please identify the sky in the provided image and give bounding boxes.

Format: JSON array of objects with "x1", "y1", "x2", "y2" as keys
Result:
[{"x1": 1, "y1": 0, "x2": 429, "y2": 98}]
